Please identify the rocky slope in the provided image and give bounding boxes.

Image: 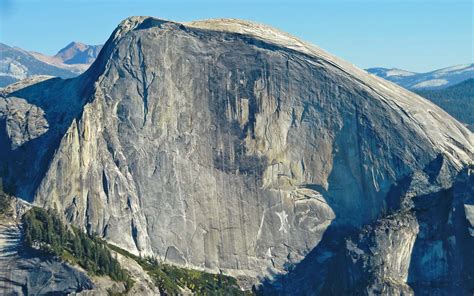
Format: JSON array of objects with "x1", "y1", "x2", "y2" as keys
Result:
[
  {"x1": 0, "y1": 193, "x2": 160, "y2": 295},
  {"x1": 0, "y1": 197, "x2": 94, "y2": 295},
  {"x1": 0, "y1": 16, "x2": 473, "y2": 295}
]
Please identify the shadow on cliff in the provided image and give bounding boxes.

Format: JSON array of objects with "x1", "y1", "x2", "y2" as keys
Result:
[
  {"x1": 0, "y1": 22, "x2": 117, "y2": 203},
  {"x1": 255, "y1": 223, "x2": 356, "y2": 295},
  {"x1": 0, "y1": 77, "x2": 90, "y2": 202},
  {"x1": 254, "y1": 123, "x2": 402, "y2": 295},
  {"x1": 406, "y1": 166, "x2": 474, "y2": 295},
  {"x1": 256, "y1": 148, "x2": 474, "y2": 295}
]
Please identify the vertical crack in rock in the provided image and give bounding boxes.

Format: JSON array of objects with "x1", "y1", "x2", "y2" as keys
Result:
[
  {"x1": 102, "y1": 170, "x2": 109, "y2": 201},
  {"x1": 0, "y1": 17, "x2": 472, "y2": 294},
  {"x1": 137, "y1": 38, "x2": 150, "y2": 127}
]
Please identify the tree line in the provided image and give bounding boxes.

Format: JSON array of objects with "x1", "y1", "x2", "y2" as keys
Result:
[{"x1": 22, "y1": 207, "x2": 131, "y2": 285}]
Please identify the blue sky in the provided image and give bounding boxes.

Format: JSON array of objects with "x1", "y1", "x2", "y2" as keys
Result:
[{"x1": 0, "y1": 0, "x2": 472, "y2": 72}]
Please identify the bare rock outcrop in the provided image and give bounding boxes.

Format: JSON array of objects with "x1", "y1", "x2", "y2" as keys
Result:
[
  {"x1": 0, "y1": 16, "x2": 472, "y2": 294},
  {"x1": 0, "y1": 198, "x2": 94, "y2": 295}
]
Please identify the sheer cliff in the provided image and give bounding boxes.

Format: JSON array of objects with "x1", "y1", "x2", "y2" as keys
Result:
[{"x1": 0, "y1": 17, "x2": 472, "y2": 294}]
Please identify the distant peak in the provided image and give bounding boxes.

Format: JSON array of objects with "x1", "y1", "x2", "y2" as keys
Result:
[
  {"x1": 54, "y1": 42, "x2": 103, "y2": 65},
  {"x1": 66, "y1": 41, "x2": 86, "y2": 47},
  {"x1": 57, "y1": 42, "x2": 88, "y2": 55}
]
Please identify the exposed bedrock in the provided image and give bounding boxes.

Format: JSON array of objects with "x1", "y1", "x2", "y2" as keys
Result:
[{"x1": 0, "y1": 17, "x2": 472, "y2": 294}]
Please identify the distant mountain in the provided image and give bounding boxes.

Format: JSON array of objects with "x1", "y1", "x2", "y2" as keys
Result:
[
  {"x1": 0, "y1": 43, "x2": 76, "y2": 87},
  {"x1": 367, "y1": 64, "x2": 473, "y2": 90},
  {"x1": 415, "y1": 78, "x2": 474, "y2": 131},
  {"x1": 54, "y1": 42, "x2": 103, "y2": 65},
  {"x1": 0, "y1": 42, "x2": 102, "y2": 87},
  {"x1": 367, "y1": 65, "x2": 474, "y2": 130},
  {"x1": 1, "y1": 16, "x2": 472, "y2": 295}
]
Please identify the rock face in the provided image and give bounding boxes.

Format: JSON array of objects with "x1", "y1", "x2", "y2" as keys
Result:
[
  {"x1": 0, "y1": 96, "x2": 49, "y2": 149},
  {"x1": 0, "y1": 195, "x2": 157, "y2": 296},
  {"x1": 0, "y1": 16, "x2": 473, "y2": 294},
  {"x1": 0, "y1": 199, "x2": 94, "y2": 295}
]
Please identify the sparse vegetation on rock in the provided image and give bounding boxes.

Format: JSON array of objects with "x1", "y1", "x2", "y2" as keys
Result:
[
  {"x1": 22, "y1": 207, "x2": 132, "y2": 287},
  {"x1": 22, "y1": 206, "x2": 251, "y2": 295},
  {"x1": 108, "y1": 244, "x2": 252, "y2": 295},
  {"x1": 0, "y1": 188, "x2": 11, "y2": 216}
]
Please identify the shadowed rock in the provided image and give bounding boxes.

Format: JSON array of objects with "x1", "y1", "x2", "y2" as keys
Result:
[{"x1": 0, "y1": 16, "x2": 472, "y2": 294}]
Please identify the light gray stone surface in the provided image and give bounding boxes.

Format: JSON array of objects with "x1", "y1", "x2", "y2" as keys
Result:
[
  {"x1": 0, "y1": 197, "x2": 159, "y2": 296},
  {"x1": 0, "y1": 97, "x2": 49, "y2": 149},
  {"x1": 0, "y1": 16, "x2": 473, "y2": 294},
  {"x1": 0, "y1": 199, "x2": 94, "y2": 295}
]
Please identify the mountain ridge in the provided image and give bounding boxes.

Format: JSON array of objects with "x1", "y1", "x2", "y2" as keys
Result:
[
  {"x1": 54, "y1": 41, "x2": 103, "y2": 65},
  {"x1": 1, "y1": 16, "x2": 473, "y2": 295},
  {"x1": 367, "y1": 63, "x2": 474, "y2": 90},
  {"x1": 0, "y1": 41, "x2": 102, "y2": 87},
  {"x1": 415, "y1": 78, "x2": 474, "y2": 131},
  {"x1": 0, "y1": 42, "x2": 78, "y2": 87}
]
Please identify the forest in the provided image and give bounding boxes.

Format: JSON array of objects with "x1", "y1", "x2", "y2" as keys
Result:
[{"x1": 416, "y1": 78, "x2": 473, "y2": 131}]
